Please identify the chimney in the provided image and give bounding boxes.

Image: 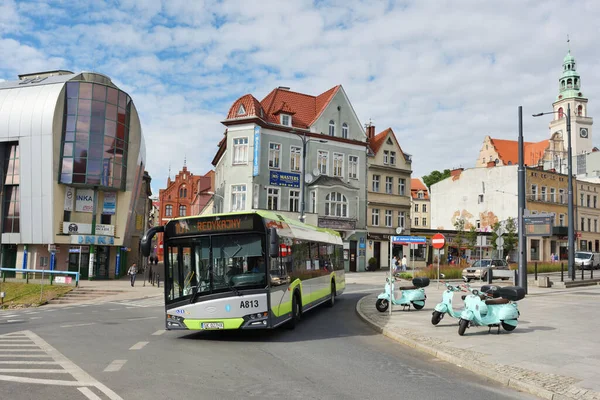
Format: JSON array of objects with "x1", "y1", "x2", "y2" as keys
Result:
[
  {"x1": 367, "y1": 125, "x2": 375, "y2": 140},
  {"x1": 278, "y1": 86, "x2": 290, "y2": 91},
  {"x1": 450, "y1": 168, "x2": 464, "y2": 177},
  {"x1": 486, "y1": 161, "x2": 496, "y2": 168}
]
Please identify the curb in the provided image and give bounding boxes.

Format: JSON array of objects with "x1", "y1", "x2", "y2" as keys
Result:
[{"x1": 355, "y1": 295, "x2": 557, "y2": 400}]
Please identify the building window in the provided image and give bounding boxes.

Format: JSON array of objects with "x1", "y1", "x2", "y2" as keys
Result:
[
  {"x1": 541, "y1": 186, "x2": 547, "y2": 201},
  {"x1": 165, "y1": 205, "x2": 173, "y2": 217},
  {"x1": 269, "y1": 143, "x2": 281, "y2": 169},
  {"x1": 414, "y1": 203, "x2": 419, "y2": 212},
  {"x1": 290, "y1": 146, "x2": 301, "y2": 172},
  {"x1": 580, "y1": 193, "x2": 584, "y2": 206},
  {"x1": 559, "y1": 189, "x2": 565, "y2": 204},
  {"x1": 371, "y1": 209, "x2": 380, "y2": 226},
  {"x1": 329, "y1": 120, "x2": 335, "y2": 136},
  {"x1": 422, "y1": 217, "x2": 427, "y2": 226},
  {"x1": 385, "y1": 210, "x2": 393, "y2": 227},
  {"x1": 310, "y1": 191, "x2": 316, "y2": 213},
  {"x1": 385, "y1": 177, "x2": 393, "y2": 194},
  {"x1": 233, "y1": 137, "x2": 248, "y2": 164},
  {"x1": 558, "y1": 107, "x2": 564, "y2": 119},
  {"x1": 478, "y1": 194, "x2": 484, "y2": 203},
  {"x1": 587, "y1": 194, "x2": 591, "y2": 208},
  {"x1": 588, "y1": 218, "x2": 592, "y2": 232},
  {"x1": 390, "y1": 151, "x2": 396, "y2": 165},
  {"x1": 280, "y1": 114, "x2": 291, "y2": 126},
  {"x1": 550, "y1": 188, "x2": 556, "y2": 202},
  {"x1": 418, "y1": 191, "x2": 424, "y2": 199},
  {"x1": 414, "y1": 217, "x2": 419, "y2": 226},
  {"x1": 231, "y1": 184, "x2": 247, "y2": 211},
  {"x1": 3, "y1": 143, "x2": 20, "y2": 233},
  {"x1": 595, "y1": 219, "x2": 598, "y2": 233},
  {"x1": 267, "y1": 188, "x2": 279, "y2": 210},
  {"x1": 237, "y1": 104, "x2": 246, "y2": 115},
  {"x1": 383, "y1": 151, "x2": 389, "y2": 165},
  {"x1": 318, "y1": 151, "x2": 328, "y2": 175},
  {"x1": 476, "y1": 219, "x2": 481, "y2": 229},
  {"x1": 60, "y1": 82, "x2": 130, "y2": 189},
  {"x1": 179, "y1": 205, "x2": 186, "y2": 217},
  {"x1": 289, "y1": 190, "x2": 300, "y2": 212},
  {"x1": 422, "y1": 204, "x2": 427, "y2": 213},
  {"x1": 101, "y1": 214, "x2": 111, "y2": 225},
  {"x1": 333, "y1": 153, "x2": 344, "y2": 177},
  {"x1": 325, "y1": 192, "x2": 348, "y2": 217},
  {"x1": 341, "y1": 123, "x2": 348, "y2": 139},
  {"x1": 398, "y1": 211, "x2": 405, "y2": 228},
  {"x1": 398, "y1": 178, "x2": 406, "y2": 195},
  {"x1": 179, "y1": 186, "x2": 187, "y2": 198},
  {"x1": 372, "y1": 175, "x2": 380, "y2": 192},
  {"x1": 559, "y1": 214, "x2": 565, "y2": 226},
  {"x1": 348, "y1": 156, "x2": 358, "y2": 179},
  {"x1": 531, "y1": 185, "x2": 537, "y2": 200},
  {"x1": 581, "y1": 218, "x2": 585, "y2": 231},
  {"x1": 595, "y1": 196, "x2": 598, "y2": 208}
]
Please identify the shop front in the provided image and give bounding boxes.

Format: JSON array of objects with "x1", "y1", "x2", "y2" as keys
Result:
[{"x1": 318, "y1": 217, "x2": 366, "y2": 272}]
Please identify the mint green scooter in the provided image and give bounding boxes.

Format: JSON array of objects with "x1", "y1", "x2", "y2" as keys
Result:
[{"x1": 431, "y1": 279, "x2": 466, "y2": 325}]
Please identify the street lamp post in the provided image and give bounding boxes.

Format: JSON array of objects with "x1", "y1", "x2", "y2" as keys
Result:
[
  {"x1": 294, "y1": 130, "x2": 327, "y2": 223},
  {"x1": 533, "y1": 103, "x2": 575, "y2": 280},
  {"x1": 207, "y1": 191, "x2": 225, "y2": 213}
]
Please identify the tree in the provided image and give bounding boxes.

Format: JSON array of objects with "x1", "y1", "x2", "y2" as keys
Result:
[
  {"x1": 466, "y1": 226, "x2": 478, "y2": 253},
  {"x1": 453, "y1": 217, "x2": 466, "y2": 262},
  {"x1": 504, "y1": 217, "x2": 517, "y2": 254},
  {"x1": 490, "y1": 221, "x2": 502, "y2": 250},
  {"x1": 422, "y1": 169, "x2": 451, "y2": 190}
]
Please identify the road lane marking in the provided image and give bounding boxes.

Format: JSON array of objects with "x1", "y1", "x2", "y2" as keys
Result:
[
  {"x1": 0, "y1": 354, "x2": 52, "y2": 358},
  {"x1": 30, "y1": 317, "x2": 42, "y2": 320},
  {"x1": 104, "y1": 360, "x2": 127, "y2": 372},
  {"x1": 60, "y1": 323, "x2": 96, "y2": 328},
  {"x1": 127, "y1": 316, "x2": 158, "y2": 321},
  {"x1": 129, "y1": 341, "x2": 148, "y2": 350},
  {"x1": 0, "y1": 361, "x2": 59, "y2": 365},
  {"x1": 0, "y1": 368, "x2": 68, "y2": 373},
  {"x1": 0, "y1": 339, "x2": 32, "y2": 342},
  {"x1": 152, "y1": 330, "x2": 166, "y2": 336},
  {"x1": 0, "y1": 349, "x2": 47, "y2": 352},
  {"x1": 0, "y1": 344, "x2": 40, "y2": 347},
  {"x1": 6, "y1": 320, "x2": 26, "y2": 323},
  {"x1": 79, "y1": 387, "x2": 103, "y2": 400}
]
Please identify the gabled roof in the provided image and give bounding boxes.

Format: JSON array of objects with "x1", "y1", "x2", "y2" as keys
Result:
[
  {"x1": 369, "y1": 127, "x2": 410, "y2": 162},
  {"x1": 226, "y1": 94, "x2": 264, "y2": 120},
  {"x1": 411, "y1": 178, "x2": 429, "y2": 200},
  {"x1": 490, "y1": 138, "x2": 550, "y2": 166}
]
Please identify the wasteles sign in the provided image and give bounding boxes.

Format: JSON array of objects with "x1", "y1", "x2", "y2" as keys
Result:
[{"x1": 75, "y1": 189, "x2": 94, "y2": 213}]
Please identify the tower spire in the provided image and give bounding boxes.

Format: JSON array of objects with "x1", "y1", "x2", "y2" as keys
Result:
[
  {"x1": 567, "y1": 34, "x2": 570, "y2": 52},
  {"x1": 168, "y1": 162, "x2": 171, "y2": 181}
]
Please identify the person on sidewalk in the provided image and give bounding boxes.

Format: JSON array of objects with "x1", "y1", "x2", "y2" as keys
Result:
[
  {"x1": 128, "y1": 263, "x2": 138, "y2": 287},
  {"x1": 401, "y1": 255, "x2": 407, "y2": 272}
]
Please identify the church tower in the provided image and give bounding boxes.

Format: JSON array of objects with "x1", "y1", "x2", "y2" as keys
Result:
[{"x1": 549, "y1": 48, "x2": 593, "y2": 157}]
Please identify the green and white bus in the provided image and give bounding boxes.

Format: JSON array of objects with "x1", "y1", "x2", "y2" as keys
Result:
[{"x1": 141, "y1": 211, "x2": 345, "y2": 331}]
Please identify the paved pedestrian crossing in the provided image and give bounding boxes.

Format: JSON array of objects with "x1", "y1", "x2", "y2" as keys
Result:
[
  {"x1": 107, "y1": 296, "x2": 164, "y2": 309},
  {"x1": 0, "y1": 330, "x2": 123, "y2": 399}
]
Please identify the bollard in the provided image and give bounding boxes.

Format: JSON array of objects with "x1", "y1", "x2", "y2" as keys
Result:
[
  {"x1": 534, "y1": 262, "x2": 538, "y2": 281},
  {"x1": 561, "y1": 262, "x2": 564, "y2": 282},
  {"x1": 157, "y1": 274, "x2": 160, "y2": 288},
  {"x1": 582, "y1": 266, "x2": 584, "y2": 281},
  {"x1": 487, "y1": 267, "x2": 492, "y2": 284},
  {"x1": 1, "y1": 272, "x2": 4, "y2": 283},
  {"x1": 49, "y1": 275, "x2": 53, "y2": 285},
  {"x1": 591, "y1": 268, "x2": 594, "y2": 280},
  {"x1": 26, "y1": 272, "x2": 29, "y2": 284}
]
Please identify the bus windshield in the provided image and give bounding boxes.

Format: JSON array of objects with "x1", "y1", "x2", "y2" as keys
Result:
[{"x1": 166, "y1": 233, "x2": 266, "y2": 303}]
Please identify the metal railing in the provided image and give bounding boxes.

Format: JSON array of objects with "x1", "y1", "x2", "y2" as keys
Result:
[{"x1": 0, "y1": 268, "x2": 80, "y2": 287}]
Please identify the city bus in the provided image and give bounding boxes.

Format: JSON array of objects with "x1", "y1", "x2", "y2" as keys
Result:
[{"x1": 140, "y1": 210, "x2": 345, "y2": 330}]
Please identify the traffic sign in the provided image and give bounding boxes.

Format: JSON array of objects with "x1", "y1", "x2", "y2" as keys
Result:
[
  {"x1": 431, "y1": 233, "x2": 445, "y2": 249},
  {"x1": 496, "y1": 237, "x2": 505, "y2": 247}
]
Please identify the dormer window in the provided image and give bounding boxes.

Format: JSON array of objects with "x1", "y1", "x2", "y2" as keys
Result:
[
  {"x1": 417, "y1": 191, "x2": 424, "y2": 199},
  {"x1": 237, "y1": 104, "x2": 246, "y2": 115},
  {"x1": 280, "y1": 114, "x2": 291, "y2": 126},
  {"x1": 329, "y1": 120, "x2": 335, "y2": 136},
  {"x1": 386, "y1": 137, "x2": 393, "y2": 145}
]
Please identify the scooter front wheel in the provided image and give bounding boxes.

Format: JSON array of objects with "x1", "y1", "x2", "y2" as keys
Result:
[
  {"x1": 431, "y1": 311, "x2": 443, "y2": 325},
  {"x1": 458, "y1": 319, "x2": 469, "y2": 336},
  {"x1": 376, "y1": 299, "x2": 389, "y2": 312}
]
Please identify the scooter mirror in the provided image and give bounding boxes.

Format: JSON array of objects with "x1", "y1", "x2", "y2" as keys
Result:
[{"x1": 440, "y1": 273, "x2": 445, "y2": 278}]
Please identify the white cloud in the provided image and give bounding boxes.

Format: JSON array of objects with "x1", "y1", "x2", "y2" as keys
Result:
[{"x1": 2, "y1": 0, "x2": 600, "y2": 191}]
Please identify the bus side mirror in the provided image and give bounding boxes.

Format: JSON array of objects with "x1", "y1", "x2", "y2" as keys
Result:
[
  {"x1": 269, "y1": 227, "x2": 279, "y2": 258},
  {"x1": 141, "y1": 226, "x2": 164, "y2": 257}
]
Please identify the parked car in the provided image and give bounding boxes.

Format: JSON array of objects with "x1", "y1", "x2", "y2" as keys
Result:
[
  {"x1": 574, "y1": 251, "x2": 600, "y2": 270},
  {"x1": 462, "y1": 259, "x2": 510, "y2": 282}
]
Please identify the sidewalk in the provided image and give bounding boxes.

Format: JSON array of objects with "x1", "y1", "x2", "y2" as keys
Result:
[
  {"x1": 76, "y1": 275, "x2": 163, "y2": 302},
  {"x1": 353, "y1": 273, "x2": 600, "y2": 400}
]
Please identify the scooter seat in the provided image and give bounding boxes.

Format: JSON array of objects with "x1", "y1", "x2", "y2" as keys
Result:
[
  {"x1": 397, "y1": 285, "x2": 417, "y2": 290},
  {"x1": 461, "y1": 294, "x2": 488, "y2": 301},
  {"x1": 484, "y1": 298, "x2": 510, "y2": 305}
]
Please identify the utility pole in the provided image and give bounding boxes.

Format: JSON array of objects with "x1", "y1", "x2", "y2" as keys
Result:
[{"x1": 517, "y1": 106, "x2": 528, "y2": 293}]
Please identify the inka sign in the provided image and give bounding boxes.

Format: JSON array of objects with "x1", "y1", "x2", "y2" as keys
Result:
[
  {"x1": 70, "y1": 235, "x2": 115, "y2": 245},
  {"x1": 269, "y1": 171, "x2": 300, "y2": 188},
  {"x1": 75, "y1": 189, "x2": 94, "y2": 213}
]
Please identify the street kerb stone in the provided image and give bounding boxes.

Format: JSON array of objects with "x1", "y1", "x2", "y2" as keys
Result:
[{"x1": 355, "y1": 294, "x2": 598, "y2": 400}]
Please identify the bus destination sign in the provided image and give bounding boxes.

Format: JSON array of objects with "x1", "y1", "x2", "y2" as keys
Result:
[{"x1": 169, "y1": 215, "x2": 255, "y2": 236}]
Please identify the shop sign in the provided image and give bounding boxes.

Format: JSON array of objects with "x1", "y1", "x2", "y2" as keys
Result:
[
  {"x1": 63, "y1": 222, "x2": 114, "y2": 236},
  {"x1": 64, "y1": 187, "x2": 75, "y2": 211},
  {"x1": 103, "y1": 192, "x2": 117, "y2": 215},
  {"x1": 367, "y1": 233, "x2": 391, "y2": 241},
  {"x1": 269, "y1": 171, "x2": 300, "y2": 188},
  {"x1": 318, "y1": 217, "x2": 356, "y2": 231},
  {"x1": 75, "y1": 189, "x2": 95, "y2": 213},
  {"x1": 70, "y1": 235, "x2": 115, "y2": 245}
]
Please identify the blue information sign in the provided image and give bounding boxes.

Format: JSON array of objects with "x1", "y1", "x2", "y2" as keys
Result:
[
  {"x1": 391, "y1": 236, "x2": 427, "y2": 244},
  {"x1": 253, "y1": 126, "x2": 261, "y2": 177},
  {"x1": 269, "y1": 171, "x2": 300, "y2": 188}
]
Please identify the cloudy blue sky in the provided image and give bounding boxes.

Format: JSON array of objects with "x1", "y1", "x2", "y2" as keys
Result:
[{"x1": 1, "y1": 0, "x2": 600, "y2": 195}]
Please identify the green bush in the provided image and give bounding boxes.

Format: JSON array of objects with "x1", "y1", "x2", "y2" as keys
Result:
[
  {"x1": 509, "y1": 262, "x2": 564, "y2": 273},
  {"x1": 397, "y1": 272, "x2": 413, "y2": 280},
  {"x1": 415, "y1": 265, "x2": 464, "y2": 279}
]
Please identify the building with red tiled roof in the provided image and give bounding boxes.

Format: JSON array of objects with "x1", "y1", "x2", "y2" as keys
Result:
[
  {"x1": 213, "y1": 85, "x2": 369, "y2": 271},
  {"x1": 365, "y1": 126, "x2": 413, "y2": 269},
  {"x1": 410, "y1": 178, "x2": 430, "y2": 230}
]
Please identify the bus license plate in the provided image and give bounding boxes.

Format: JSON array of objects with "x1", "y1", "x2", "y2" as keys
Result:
[{"x1": 202, "y1": 322, "x2": 224, "y2": 330}]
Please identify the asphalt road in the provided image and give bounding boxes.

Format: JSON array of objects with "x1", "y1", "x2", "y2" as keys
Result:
[{"x1": 0, "y1": 284, "x2": 536, "y2": 400}]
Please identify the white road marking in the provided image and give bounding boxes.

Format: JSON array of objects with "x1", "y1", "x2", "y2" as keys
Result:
[
  {"x1": 152, "y1": 330, "x2": 166, "y2": 336},
  {"x1": 79, "y1": 387, "x2": 103, "y2": 400},
  {"x1": 60, "y1": 323, "x2": 96, "y2": 328},
  {"x1": 129, "y1": 341, "x2": 148, "y2": 350},
  {"x1": 30, "y1": 317, "x2": 42, "y2": 320},
  {"x1": 0, "y1": 330, "x2": 124, "y2": 400},
  {"x1": 1, "y1": 314, "x2": 18, "y2": 318},
  {"x1": 0, "y1": 349, "x2": 47, "y2": 352},
  {"x1": 0, "y1": 368, "x2": 68, "y2": 373},
  {"x1": 0, "y1": 344, "x2": 39, "y2": 347},
  {"x1": 0, "y1": 361, "x2": 59, "y2": 365},
  {"x1": 108, "y1": 308, "x2": 119, "y2": 311},
  {"x1": 0, "y1": 339, "x2": 31, "y2": 342},
  {"x1": 104, "y1": 360, "x2": 127, "y2": 372},
  {"x1": 6, "y1": 320, "x2": 25, "y2": 323},
  {"x1": 127, "y1": 316, "x2": 158, "y2": 321}
]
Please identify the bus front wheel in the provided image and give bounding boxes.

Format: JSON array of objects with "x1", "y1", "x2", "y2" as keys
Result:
[
  {"x1": 326, "y1": 281, "x2": 336, "y2": 307},
  {"x1": 287, "y1": 293, "x2": 301, "y2": 330}
]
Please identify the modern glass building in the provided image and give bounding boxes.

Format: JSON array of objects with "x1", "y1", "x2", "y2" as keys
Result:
[{"x1": 0, "y1": 70, "x2": 147, "y2": 279}]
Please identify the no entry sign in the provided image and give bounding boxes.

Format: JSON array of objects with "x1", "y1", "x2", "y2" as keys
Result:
[{"x1": 432, "y1": 233, "x2": 446, "y2": 249}]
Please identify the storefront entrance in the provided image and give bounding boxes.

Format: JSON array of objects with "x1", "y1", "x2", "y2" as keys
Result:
[
  {"x1": 95, "y1": 246, "x2": 110, "y2": 279},
  {"x1": 68, "y1": 252, "x2": 90, "y2": 280},
  {"x1": 1, "y1": 245, "x2": 17, "y2": 277}
]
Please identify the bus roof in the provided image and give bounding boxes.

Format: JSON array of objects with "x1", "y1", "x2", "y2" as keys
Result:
[{"x1": 168, "y1": 210, "x2": 343, "y2": 245}]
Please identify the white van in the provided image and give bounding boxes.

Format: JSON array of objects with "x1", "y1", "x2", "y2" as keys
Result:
[{"x1": 574, "y1": 251, "x2": 600, "y2": 270}]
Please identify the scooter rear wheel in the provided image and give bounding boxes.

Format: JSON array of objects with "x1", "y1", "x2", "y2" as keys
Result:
[
  {"x1": 431, "y1": 311, "x2": 443, "y2": 325},
  {"x1": 376, "y1": 299, "x2": 389, "y2": 312},
  {"x1": 501, "y1": 322, "x2": 517, "y2": 332},
  {"x1": 458, "y1": 319, "x2": 469, "y2": 336},
  {"x1": 411, "y1": 302, "x2": 425, "y2": 310}
]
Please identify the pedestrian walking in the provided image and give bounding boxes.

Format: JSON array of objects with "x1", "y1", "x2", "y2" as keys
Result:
[
  {"x1": 128, "y1": 263, "x2": 138, "y2": 287},
  {"x1": 401, "y1": 255, "x2": 407, "y2": 272}
]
